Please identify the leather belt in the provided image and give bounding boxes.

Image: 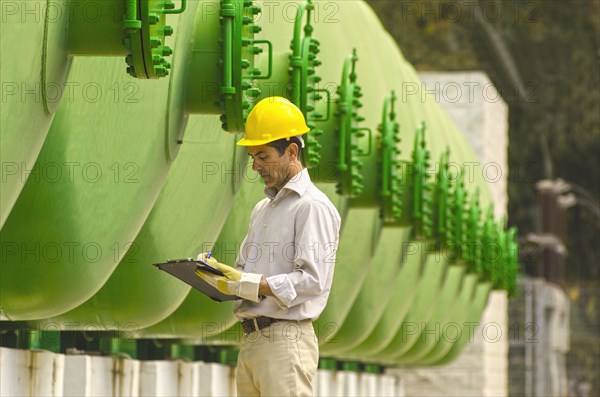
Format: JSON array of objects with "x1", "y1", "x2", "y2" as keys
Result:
[{"x1": 241, "y1": 316, "x2": 283, "y2": 336}]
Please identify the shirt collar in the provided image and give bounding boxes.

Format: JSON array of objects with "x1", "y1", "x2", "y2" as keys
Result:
[{"x1": 264, "y1": 168, "x2": 311, "y2": 200}]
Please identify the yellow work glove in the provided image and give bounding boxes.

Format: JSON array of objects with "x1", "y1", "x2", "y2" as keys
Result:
[{"x1": 194, "y1": 253, "x2": 262, "y2": 302}]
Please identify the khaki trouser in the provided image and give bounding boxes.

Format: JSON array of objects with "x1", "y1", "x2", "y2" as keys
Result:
[{"x1": 235, "y1": 320, "x2": 319, "y2": 397}]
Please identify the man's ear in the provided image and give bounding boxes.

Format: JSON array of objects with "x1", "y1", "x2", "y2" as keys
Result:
[{"x1": 288, "y1": 142, "x2": 299, "y2": 160}]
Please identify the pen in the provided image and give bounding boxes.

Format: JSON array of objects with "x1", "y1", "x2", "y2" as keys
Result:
[{"x1": 206, "y1": 251, "x2": 212, "y2": 259}]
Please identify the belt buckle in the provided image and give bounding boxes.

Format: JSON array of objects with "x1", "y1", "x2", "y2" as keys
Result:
[{"x1": 242, "y1": 318, "x2": 260, "y2": 336}]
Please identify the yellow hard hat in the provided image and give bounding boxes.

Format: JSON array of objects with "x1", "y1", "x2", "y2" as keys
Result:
[{"x1": 237, "y1": 97, "x2": 310, "y2": 146}]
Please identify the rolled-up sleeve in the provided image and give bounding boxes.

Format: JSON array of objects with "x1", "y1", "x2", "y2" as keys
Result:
[{"x1": 266, "y1": 200, "x2": 340, "y2": 309}]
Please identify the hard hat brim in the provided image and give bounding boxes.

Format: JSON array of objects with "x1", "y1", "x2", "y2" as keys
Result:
[
  {"x1": 236, "y1": 127, "x2": 310, "y2": 147},
  {"x1": 236, "y1": 137, "x2": 278, "y2": 147}
]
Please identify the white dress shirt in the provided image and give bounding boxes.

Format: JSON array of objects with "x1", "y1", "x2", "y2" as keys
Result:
[{"x1": 233, "y1": 168, "x2": 341, "y2": 321}]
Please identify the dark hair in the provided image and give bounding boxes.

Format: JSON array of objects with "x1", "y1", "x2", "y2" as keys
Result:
[{"x1": 266, "y1": 136, "x2": 304, "y2": 160}]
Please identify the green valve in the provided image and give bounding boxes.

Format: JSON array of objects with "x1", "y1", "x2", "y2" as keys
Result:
[
  {"x1": 335, "y1": 49, "x2": 371, "y2": 197},
  {"x1": 495, "y1": 221, "x2": 507, "y2": 290},
  {"x1": 481, "y1": 206, "x2": 497, "y2": 283},
  {"x1": 464, "y1": 189, "x2": 482, "y2": 273},
  {"x1": 433, "y1": 148, "x2": 451, "y2": 241},
  {"x1": 448, "y1": 170, "x2": 466, "y2": 252},
  {"x1": 379, "y1": 107, "x2": 403, "y2": 221},
  {"x1": 411, "y1": 122, "x2": 434, "y2": 238},
  {"x1": 288, "y1": 0, "x2": 327, "y2": 168},
  {"x1": 217, "y1": 0, "x2": 272, "y2": 132}
]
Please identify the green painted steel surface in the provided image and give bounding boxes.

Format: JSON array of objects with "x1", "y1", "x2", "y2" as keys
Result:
[
  {"x1": 395, "y1": 264, "x2": 466, "y2": 364},
  {"x1": 314, "y1": 208, "x2": 381, "y2": 343},
  {"x1": 0, "y1": 56, "x2": 172, "y2": 320},
  {"x1": 418, "y1": 272, "x2": 479, "y2": 364},
  {"x1": 373, "y1": 250, "x2": 448, "y2": 361},
  {"x1": 319, "y1": 226, "x2": 412, "y2": 355},
  {"x1": 41, "y1": 115, "x2": 242, "y2": 329},
  {"x1": 0, "y1": 0, "x2": 69, "y2": 227},
  {"x1": 0, "y1": 0, "x2": 514, "y2": 366},
  {"x1": 433, "y1": 281, "x2": 493, "y2": 365},
  {"x1": 342, "y1": 241, "x2": 428, "y2": 358}
]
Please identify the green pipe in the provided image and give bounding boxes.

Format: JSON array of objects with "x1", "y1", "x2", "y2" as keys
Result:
[
  {"x1": 67, "y1": 0, "x2": 127, "y2": 55},
  {"x1": 394, "y1": 264, "x2": 466, "y2": 363},
  {"x1": 372, "y1": 249, "x2": 448, "y2": 361},
  {"x1": 418, "y1": 273, "x2": 478, "y2": 364},
  {"x1": 337, "y1": 51, "x2": 355, "y2": 173},
  {"x1": 341, "y1": 242, "x2": 428, "y2": 358},
  {"x1": 319, "y1": 226, "x2": 412, "y2": 355},
  {"x1": 221, "y1": 1, "x2": 235, "y2": 96}
]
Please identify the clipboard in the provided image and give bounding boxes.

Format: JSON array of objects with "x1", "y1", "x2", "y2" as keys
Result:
[{"x1": 153, "y1": 258, "x2": 240, "y2": 302}]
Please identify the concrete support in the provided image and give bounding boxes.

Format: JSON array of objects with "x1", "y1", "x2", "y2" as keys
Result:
[
  {"x1": 0, "y1": 348, "x2": 64, "y2": 397},
  {"x1": 0, "y1": 349, "x2": 402, "y2": 397}
]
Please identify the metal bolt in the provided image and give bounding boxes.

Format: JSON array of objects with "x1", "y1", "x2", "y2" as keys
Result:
[
  {"x1": 160, "y1": 26, "x2": 174, "y2": 36},
  {"x1": 249, "y1": 24, "x2": 262, "y2": 33},
  {"x1": 150, "y1": 38, "x2": 162, "y2": 48},
  {"x1": 248, "y1": 46, "x2": 262, "y2": 54},
  {"x1": 159, "y1": 46, "x2": 172, "y2": 56},
  {"x1": 148, "y1": 13, "x2": 160, "y2": 24},
  {"x1": 246, "y1": 87, "x2": 261, "y2": 97},
  {"x1": 155, "y1": 66, "x2": 167, "y2": 75},
  {"x1": 241, "y1": 59, "x2": 250, "y2": 68},
  {"x1": 250, "y1": 4, "x2": 261, "y2": 15}
]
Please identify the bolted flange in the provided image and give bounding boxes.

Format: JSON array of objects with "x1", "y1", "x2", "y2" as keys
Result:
[
  {"x1": 335, "y1": 49, "x2": 371, "y2": 197},
  {"x1": 122, "y1": 0, "x2": 184, "y2": 79},
  {"x1": 379, "y1": 91, "x2": 403, "y2": 223},
  {"x1": 288, "y1": 0, "x2": 327, "y2": 168},
  {"x1": 411, "y1": 121, "x2": 434, "y2": 238},
  {"x1": 218, "y1": 0, "x2": 272, "y2": 132}
]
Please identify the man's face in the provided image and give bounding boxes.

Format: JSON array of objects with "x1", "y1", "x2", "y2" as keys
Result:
[{"x1": 248, "y1": 144, "x2": 293, "y2": 191}]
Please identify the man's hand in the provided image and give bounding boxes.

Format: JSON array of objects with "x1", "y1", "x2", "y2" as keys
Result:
[{"x1": 194, "y1": 253, "x2": 262, "y2": 302}]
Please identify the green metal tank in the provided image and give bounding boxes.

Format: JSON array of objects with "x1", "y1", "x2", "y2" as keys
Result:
[
  {"x1": 0, "y1": 0, "x2": 518, "y2": 368},
  {"x1": 41, "y1": 114, "x2": 243, "y2": 329},
  {"x1": 0, "y1": 55, "x2": 174, "y2": 320},
  {"x1": 0, "y1": 0, "x2": 71, "y2": 227}
]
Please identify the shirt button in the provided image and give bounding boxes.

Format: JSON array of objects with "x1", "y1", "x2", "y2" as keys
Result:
[{"x1": 264, "y1": 224, "x2": 268, "y2": 228}]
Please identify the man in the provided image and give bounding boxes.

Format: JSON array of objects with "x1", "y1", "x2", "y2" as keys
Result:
[{"x1": 196, "y1": 97, "x2": 341, "y2": 396}]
